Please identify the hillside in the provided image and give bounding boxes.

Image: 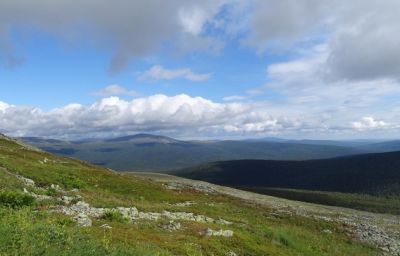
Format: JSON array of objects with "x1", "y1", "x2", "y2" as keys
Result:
[
  {"x1": 1, "y1": 134, "x2": 399, "y2": 255},
  {"x1": 19, "y1": 134, "x2": 368, "y2": 171},
  {"x1": 172, "y1": 152, "x2": 400, "y2": 214}
]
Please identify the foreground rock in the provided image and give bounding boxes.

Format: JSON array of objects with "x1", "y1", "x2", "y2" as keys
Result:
[
  {"x1": 202, "y1": 228, "x2": 234, "y2": 237},
  {"x1": 160, "y1": 221, "x2": 181, "y2": 231},
  {"x1": 52, "y1": 200, "x2": 232, "y2": 230},
  {"x1": 74, "y1": 213, "x2": 92, "y2": 227}
]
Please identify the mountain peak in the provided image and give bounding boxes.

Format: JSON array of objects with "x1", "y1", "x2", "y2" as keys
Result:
[{"x1": 105, "y1": 133, "x2": 179, "y2": 144}]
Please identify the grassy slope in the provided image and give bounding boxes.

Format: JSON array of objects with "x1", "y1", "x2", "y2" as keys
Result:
[{"x1": 0, "y1": 136, "x2": 378, "y2": 255}]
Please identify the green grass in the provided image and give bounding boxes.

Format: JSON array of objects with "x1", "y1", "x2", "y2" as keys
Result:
[{"x1": 0, "y1": 137, "x2": 381, "y2": 255}]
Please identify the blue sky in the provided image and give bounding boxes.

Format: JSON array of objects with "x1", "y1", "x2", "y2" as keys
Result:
[
  {"x1": 1, "y1": 0, "x2": 400, "y2": 139},
  {"x1": 2, "y1": 26, "x2": 277, "y2": 109}
]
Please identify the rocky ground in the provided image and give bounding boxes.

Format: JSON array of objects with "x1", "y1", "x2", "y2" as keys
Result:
[
  {"x1": 11, "y1": 170, "x2": 235, "y2": 238},
  {"x1": 4, "y1": 164, "x2": 400, "y2": 255},
  {"x1": 134, "y1": 172, "x2": 400, "y2": 256}
]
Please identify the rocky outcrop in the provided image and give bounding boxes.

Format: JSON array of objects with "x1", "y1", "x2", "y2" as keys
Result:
[
  {"x1": 160, "y1": 221, "x2": 181, "y2": 231},
  {"x1": 172, "y1": 201, "x2": 196, "y2": 207},
  {"x1": 202, "y1": 228, "x2": 234, "y2": 237},
  {"x1": 354, "y1": 223, "x2": 400, "y2": 255},
  {"x1": 16, "y1": 175, "x2": 35, "y2": 187},
  {"x1": 74, "y1": 213, "x2": 92, "y2": 227},
  {"x1": 53, "y1": 201, "x2": 232, "y2": 226},
  {"x1": 163, "y1": 182, "x2": 217, "y2": 194}
]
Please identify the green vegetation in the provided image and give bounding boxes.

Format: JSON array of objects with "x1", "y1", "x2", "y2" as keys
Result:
[
  {"x1": 0, "y1": 207, "x2": 165, "y2": 255},
  {"x1": 0, "y1": 136, "x2": 380, "y2": 255},
  {"x1": 102, "y1": 210, "x2": 129, "y2": 223},
  {"x1": 0, "y1": 191, "x2": 35, "y2": 208}
]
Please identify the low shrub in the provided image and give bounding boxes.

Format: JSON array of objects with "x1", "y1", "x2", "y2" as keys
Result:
[
  {"x1": 0, "y1": 191, "x2": 35, "y2": 208},
  {"x1": 60, "y1": 175, "x2": 86, "y2": 189},
  {"x1": 102, "y1": 210, "x2": 128, "y2": 223}
]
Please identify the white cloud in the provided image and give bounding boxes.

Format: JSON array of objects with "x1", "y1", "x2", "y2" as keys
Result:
[
  {"x1": 2, "y1": 0, "x2": 400, "y2": 80},
  {"x1": 0, "y1": 0, "x2": 228, "y2": 73},
  {"x1": 238, "y1": 0, "x2": 400, "y2": 81},
  {"x1": 138, "y1": 65, "x2": 211, "y2": 82},
  {"x1": 0, "y1": 101, "x2": 11, "y2": 112},
  {"x1": 92, "y1": 85, "x2": 139, "y2": 97},
  {"x1": 222, "y1": 95, "x2": 247, "y2": 101},
  {"x1": 1, "y1": 94, "x2": 399, "y2": 139},
  {"x1": 351, "y1": 117, "x2": 388, "y2": 130},
  {"x1": 0, "y1": 95, "x2": 310, "y2": 138}
]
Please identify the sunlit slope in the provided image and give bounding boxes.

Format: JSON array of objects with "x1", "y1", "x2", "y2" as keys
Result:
[{"x1": 0, "y1": 134, "x2": 381, "y2": 255}]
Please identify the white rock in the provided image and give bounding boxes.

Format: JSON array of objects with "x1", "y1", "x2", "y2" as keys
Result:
[
  {"x1": 16, "y1": 175, "x2": 35, "y2": 187},
  {"x1": 204, "y1": 228, "x2": 234, "y2": 237},
  {"x1": 74, "y1": 213, "x2": 92, "y2": 227}
]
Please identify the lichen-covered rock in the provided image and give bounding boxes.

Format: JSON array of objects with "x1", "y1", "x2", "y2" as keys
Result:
[
  {"x1": 163, "y1": 182, "x2": 217, "y2": 194},
  {"x1": 74, "y1": 213, "x2": 92, "y2": 227},
  {"x1": 16, "y1": 175, "x2": 35, "y2": 187},
  {"x1": 100, "y1": 224, "x2": 112, "y2": 229},
  {"x1": 173, "y1": 201, "x2": 196, "y2": 207},
  {"x1": 161, "y1": 221, "x2": 181, "y2": 231},
  {"x1": 203, "y1": 228, "x2": 234, "y2": 237}
]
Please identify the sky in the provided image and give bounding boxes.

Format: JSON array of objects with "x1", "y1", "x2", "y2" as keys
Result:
[{"x1": 1, "y1": 0, "x2": 400, "y2": 139}]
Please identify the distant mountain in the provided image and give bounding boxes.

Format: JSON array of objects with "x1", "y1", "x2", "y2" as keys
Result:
[
  {"x1": 104, "y1": 133, "x2": 182, "y2": 144},
  {"x1": 19, "y1": 134, "x2": 368, "y2": 171},
  {"x1": 358, "y1": 140, "x2": 400, "y2": 152},
  {"x1": 172, "y1": 151, "x2": 400, "y2": 196}
]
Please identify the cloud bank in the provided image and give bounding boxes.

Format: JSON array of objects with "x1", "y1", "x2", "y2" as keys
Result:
[{"x1": 0, "y1": 95, "x2": 397, "y2": 139}]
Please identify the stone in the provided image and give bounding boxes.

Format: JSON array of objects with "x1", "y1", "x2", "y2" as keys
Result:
[
  {"x1": 161, "y1": 221, "x2": 181, "y2": 231},
  {"x1": 204, "y1": 228, "x2": 234, "y2": 237},
  {"x1": 16, "y1": 175, "x2": 35, "y2": 187},
  {"x1": 227, "y1": 251, "x2": 237, "y2": 256},
  {"x1": 100, "y1": 224, "x2": 112, "y2": 229},
  {"x1": 174, "y1": 201, "x2": 196, "y2": 207},
  {"x1": 215, "y1": 218, "x2": 232, "y2": 225},
  {"x1": 50, "y1": 184, "x2": 64, "y2": 192},
  {"x1": 74, "y1": 213, "x2": 92, "y2": 227}
]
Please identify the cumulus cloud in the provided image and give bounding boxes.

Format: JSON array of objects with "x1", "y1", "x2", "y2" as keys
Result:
[
  {"x1": 1, "y1": 94, "x2": 399, "y2": 139},
  {"x1": 351, "y1": 117, "x2": 388, "y2": 130},
  {"x1": 138, "y1": 65, "x2": 211, "y2": 82},
  {"x1": 0, "y1": 94, "x2": 316, "y2": 138},
  {"x1": 92, "y1": 85, "x2": 139, "y2": 97},
  {"x1": 0, "y1": 95, "x2": 242, "y2": 137}
]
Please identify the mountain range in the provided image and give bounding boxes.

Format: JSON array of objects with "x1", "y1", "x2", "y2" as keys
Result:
[{"x1": 18, "y1": 134, "x2": 400, "y2": 171}]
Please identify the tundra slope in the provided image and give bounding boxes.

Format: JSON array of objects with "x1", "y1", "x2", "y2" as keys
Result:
[{"x1": 0, "y1": 133, "x2": 395, "y2": 255}]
